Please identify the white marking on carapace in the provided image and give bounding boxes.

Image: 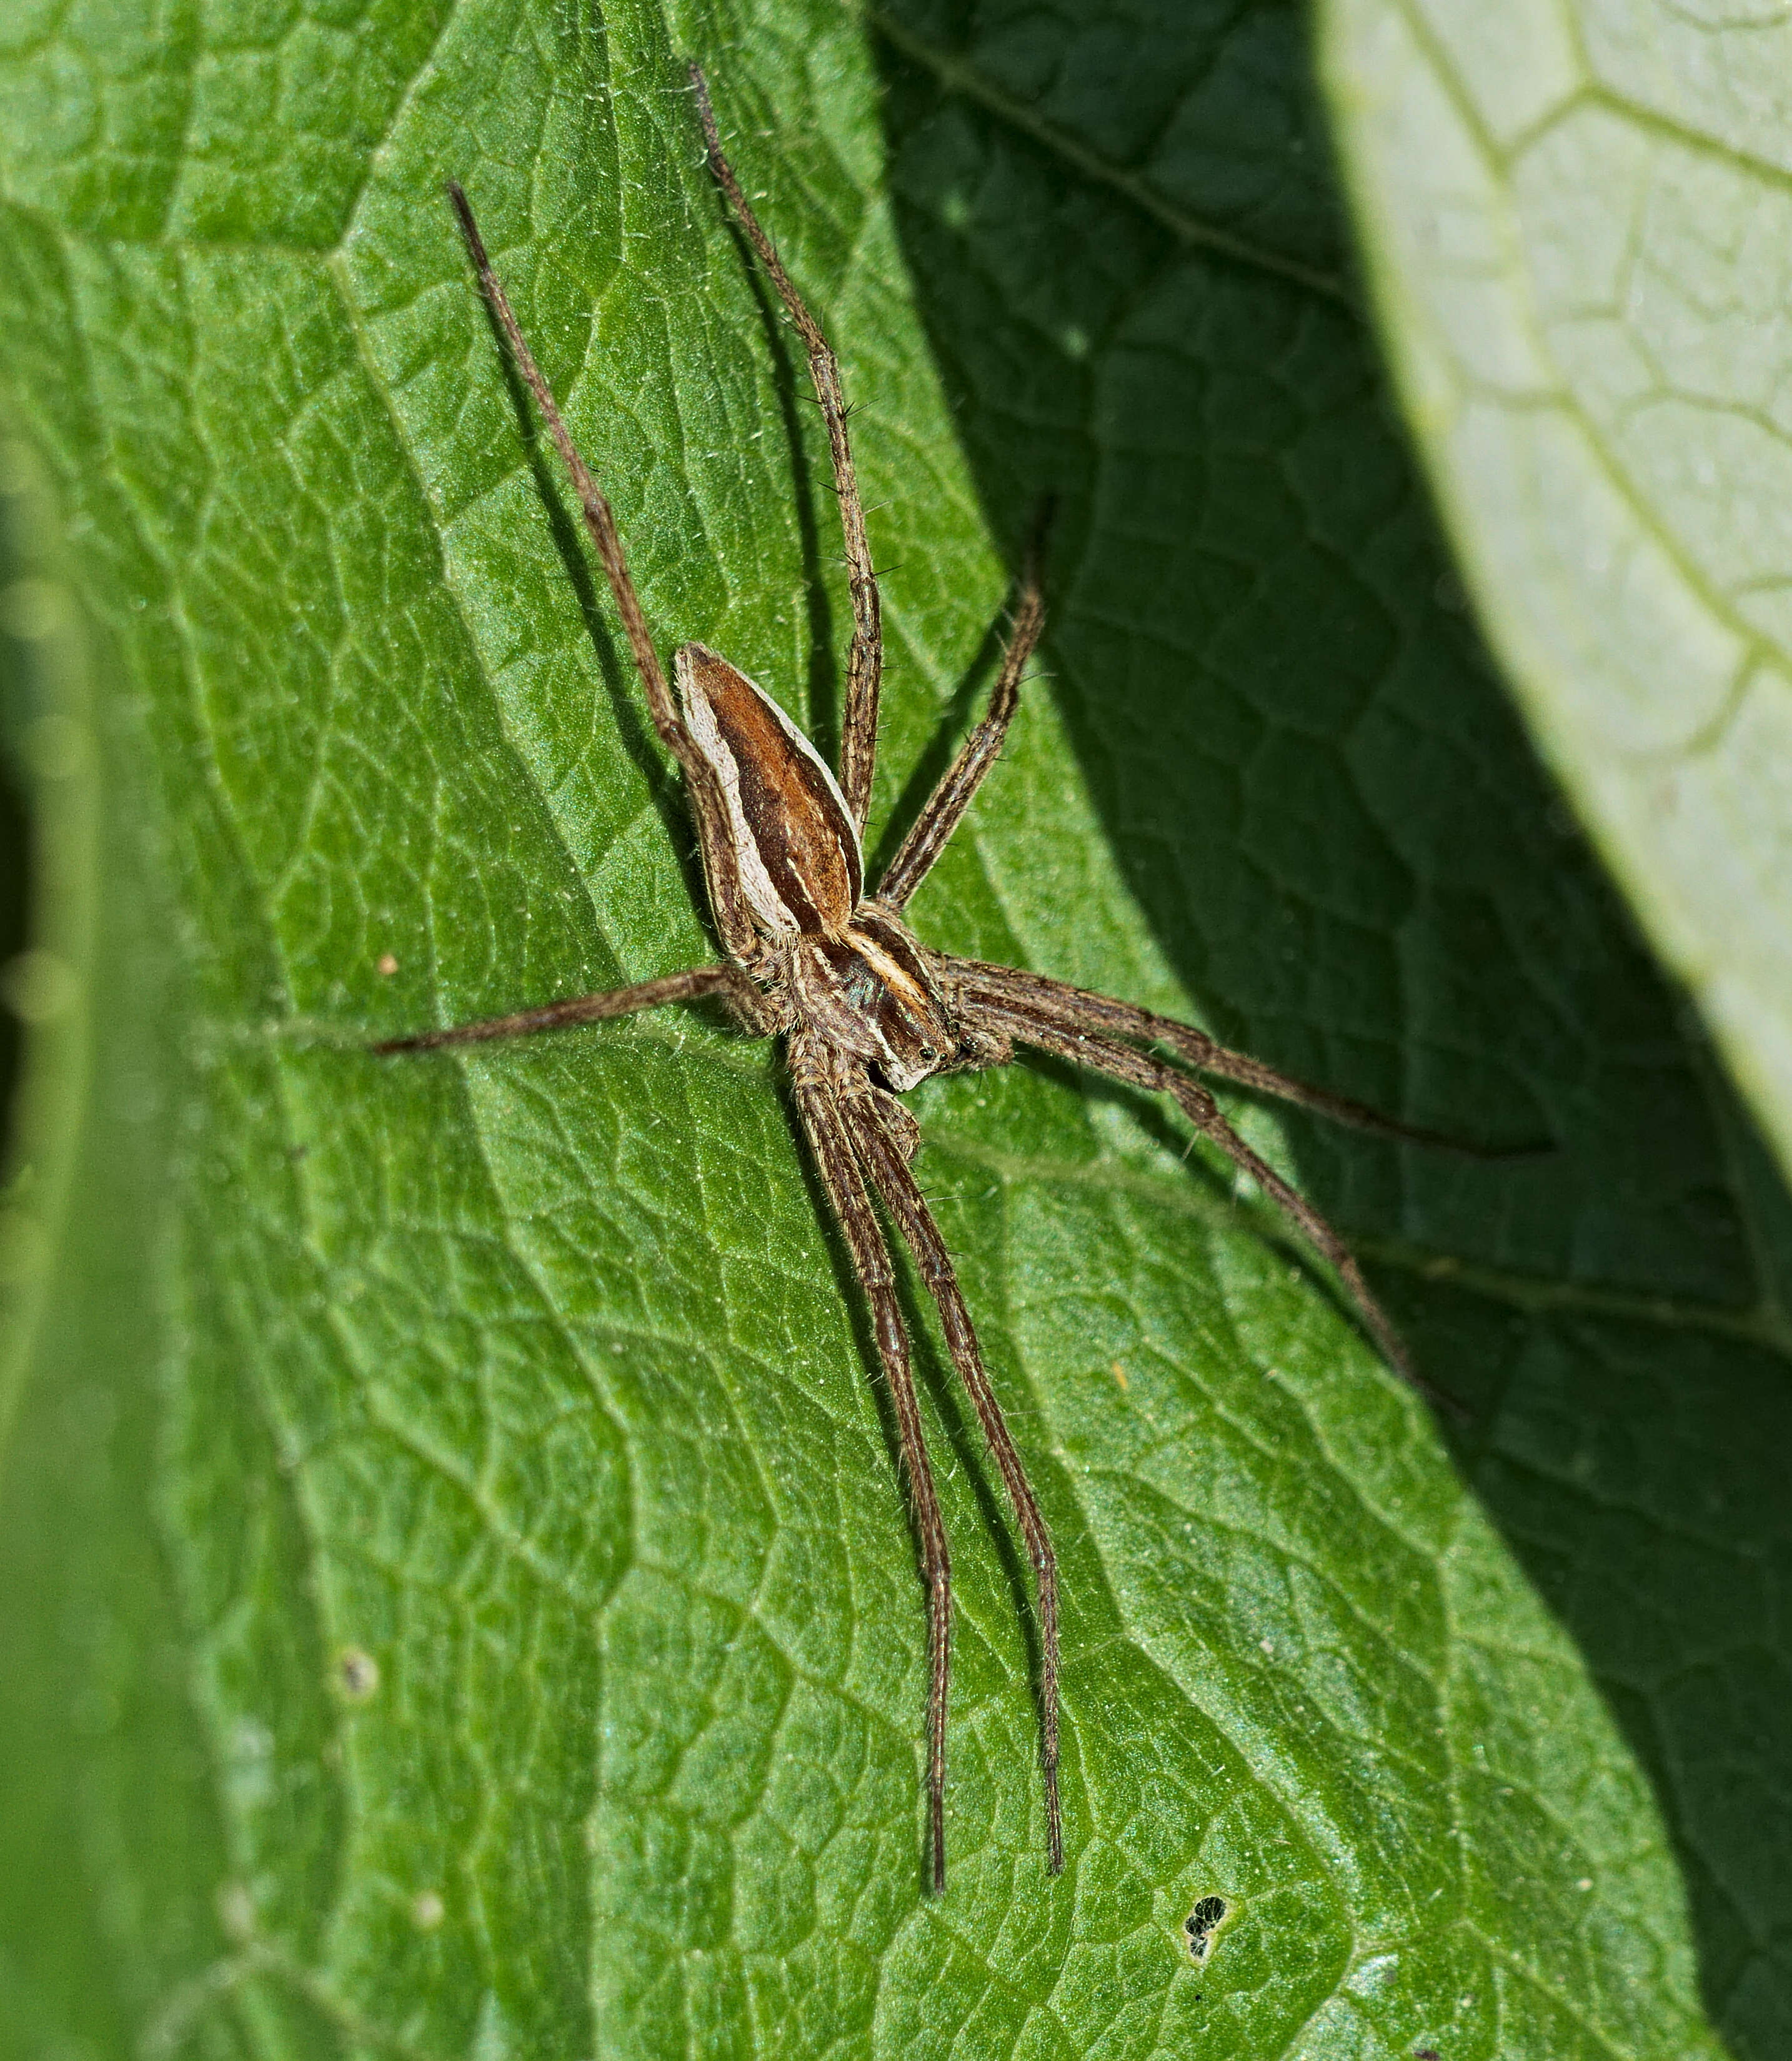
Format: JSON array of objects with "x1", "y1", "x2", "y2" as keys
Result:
[{"x1": 850, "y1": 925, "x2": 934, "y2": 1018}]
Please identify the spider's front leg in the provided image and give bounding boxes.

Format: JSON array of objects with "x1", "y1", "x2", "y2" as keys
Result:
[
  {"x1": 787, "y1": 1033, "x2": 955, "y2": 1893},
  {"x1": 842, "y1": 1090, "x2": 1065, "y2": 1876}
]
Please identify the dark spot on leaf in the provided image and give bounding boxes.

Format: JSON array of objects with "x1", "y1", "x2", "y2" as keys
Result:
[
  {"x1": 1184, "y1": 1893, "x2": 1228, "y2": 1961},
  {"x1": 332, "y1": 1646, "x2": 380, "y2": 1702}
]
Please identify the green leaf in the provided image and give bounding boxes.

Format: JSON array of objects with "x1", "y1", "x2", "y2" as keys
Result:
[
  {"x1": 1319, "y1": 0, "x2": 1792, "y2": 1189},
  {"x1": 1, "y1": 2, "x2": 1785, "y2": 2059}
]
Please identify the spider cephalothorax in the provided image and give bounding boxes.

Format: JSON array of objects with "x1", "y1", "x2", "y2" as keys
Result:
[{"x1": 379, "y1": 66, "x2": 1451, "y2": 1894}]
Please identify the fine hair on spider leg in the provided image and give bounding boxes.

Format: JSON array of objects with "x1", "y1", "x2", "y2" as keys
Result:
[{"x1": 377, "y1": 66, "x2": 1461, "y2": 1894}]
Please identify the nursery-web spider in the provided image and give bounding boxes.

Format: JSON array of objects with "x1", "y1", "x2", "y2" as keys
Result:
[{"x1": 380, "y1": 66, "x2": 1453, "y2": 1894}]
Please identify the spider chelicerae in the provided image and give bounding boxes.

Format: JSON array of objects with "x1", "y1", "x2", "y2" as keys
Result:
[{"x1": 378, "y1": 65, "x2": 1453, "y2": 1894}]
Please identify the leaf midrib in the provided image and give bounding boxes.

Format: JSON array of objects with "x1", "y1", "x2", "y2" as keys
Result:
[{"x1": 246, "y1": 979, "x2": 1792, "y2": 1362}]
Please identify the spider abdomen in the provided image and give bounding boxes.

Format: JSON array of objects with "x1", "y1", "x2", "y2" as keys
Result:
[
  {"x1": 672, "y1": 639, "x2": 965, "y2": 1095},
  {"x1": 675, "y1": 640, "x2": 864, "y2": 937}
]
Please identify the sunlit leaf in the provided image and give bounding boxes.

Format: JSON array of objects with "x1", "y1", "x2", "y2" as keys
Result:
[
  {"x1": 1322, "y1": 0, "x2": 1792, "y2": 1188},
  {"x1": 1, "y1": 3, "x2": 1784, "y2": 2057}
]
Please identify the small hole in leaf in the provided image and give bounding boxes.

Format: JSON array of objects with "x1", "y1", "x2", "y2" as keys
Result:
[{"x1": 1184, "y1": 1894, "x2": 1228, "y2": 1961}]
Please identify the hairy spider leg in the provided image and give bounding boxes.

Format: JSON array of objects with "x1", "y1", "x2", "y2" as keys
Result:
[
  {"x1": 369, "y1": 966, "x2": 769, "y2": 1055},
  {"x1": 380, "y1": 81, "x2": 1480, "y2": 1903},
  {"x1": 950, "y1": 960, "x2": 1476, "y2": 1154},
  {"x1": 876, "y1": 527, "x2": 1048, "y2": 911},
  {"x1": 954, "y1": 983, "x2": 1463, "y2": 1418},
  {"x1": 690, "y1": 64, "x2": 884, "y2": 833},
  {"x1": 789, "y1": 1034, "x2": 955, "y2": 1894},
  {"x1": 446, "y1": 181, "x2": 762, "y2": 965},
  {"x1": 843, "y1": 1091, "x2": 1065, "y2": 1875}
]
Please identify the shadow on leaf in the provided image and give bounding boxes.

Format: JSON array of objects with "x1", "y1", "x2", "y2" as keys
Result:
[{"x1": 872, "y1": 5, "x2": 1791, "y2": 2055}]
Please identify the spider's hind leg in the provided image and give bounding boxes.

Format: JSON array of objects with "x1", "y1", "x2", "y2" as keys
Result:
[
  {"x1": 446, "y1": 182, "x2": 764, "y2": 966},
  {"x1": 690, "y1": 65, "x2": 884, "y2": 833},
  {"x1": 874, "y1": 520, "x2": 1050, "y2": 912}
]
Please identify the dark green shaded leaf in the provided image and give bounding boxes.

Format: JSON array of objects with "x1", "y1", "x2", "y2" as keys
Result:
[{"x1": 1322, "y1": 0, "x2": 1792, "y2": 1186}]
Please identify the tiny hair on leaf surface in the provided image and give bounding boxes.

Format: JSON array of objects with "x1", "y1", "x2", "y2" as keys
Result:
[{"x1": 0, "y1": 4, "x2": 1784, "y2": 2060}]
